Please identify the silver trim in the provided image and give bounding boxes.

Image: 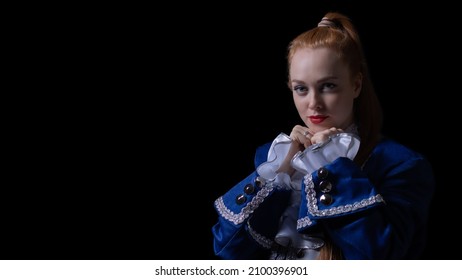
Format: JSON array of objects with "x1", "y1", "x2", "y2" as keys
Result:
[
  {"x1": 296, "y1": 216, "x2": 313, "y2": 230},
  {"x1": 215, "y1": 182, "x2": 275, "y2": 225},
  {"x1": 304, "y1": 174, "x2": 384, "y2": 217},
  {"x1": 247, "y1": 222, "x2": 274, "y2": 249}
]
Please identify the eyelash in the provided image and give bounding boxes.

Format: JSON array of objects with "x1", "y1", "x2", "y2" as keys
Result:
[
  {"x1": 293, "y1": 83, "x2": 336, "y2": 95},
  {"x1": 293, "y1": 85, "x2": 308, "y2": 94}
]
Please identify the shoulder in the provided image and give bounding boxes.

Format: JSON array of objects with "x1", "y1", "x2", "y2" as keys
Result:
[
  {"x1": 370, "y1": 137, "x2": 433, "y2": 177},
  {"x1": 369, "y1": 137, "x2": 435, "y2": 206},
  {"x1": 374, "y1": 137, "x2": 426, "y2": 161}
]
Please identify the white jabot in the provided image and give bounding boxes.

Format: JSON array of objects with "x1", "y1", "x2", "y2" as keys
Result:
[
  {"x1": 256, "y1": 126, "x2": 361, "y2": 259},
  {"x1": 291, "y1": 133, "x2": 360, "y2": 175},
  {"x1": 256, "y1": 133, "x2": 303, "y2": 190},
  {"x1": 256, "y1": 133, "x2": 291, "y2": 181}
]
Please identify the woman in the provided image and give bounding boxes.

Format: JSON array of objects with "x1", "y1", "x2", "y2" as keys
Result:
[{"x1": 212, "y1": 12, "x2": 435, "y2": 259}]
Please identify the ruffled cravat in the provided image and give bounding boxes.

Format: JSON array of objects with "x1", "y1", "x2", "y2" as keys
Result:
[{"x1": 266, "y1": 124, "x2": 360, "y2": 259}]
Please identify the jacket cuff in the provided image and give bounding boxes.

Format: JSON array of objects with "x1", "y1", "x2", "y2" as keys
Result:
[
  {"x1": 214, "y1": 172, "x2": 276, "y2": 225},
  {"x1": 298, "y1": 157, "x2": 385, "y2": 228}
]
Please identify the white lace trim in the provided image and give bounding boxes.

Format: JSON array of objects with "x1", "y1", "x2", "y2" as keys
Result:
[
  {"x1": 214, "y1": 182, "x2": 275, "y2": 225},
  {"x1": 256, "y1": 133, "x2": 292, "y2": 182},
  {"x1": 292, "y1": 133, "x2": 360, "y2": 175},
  {"x1": 247, "y1": 222, "x2": 274, "y2": 249},
  {"x1": 304, "y1": 174, "x2": 384, "y2": 217},
  {"x1": 296, "y1": 216, "x2": 313, "y2": 230}
]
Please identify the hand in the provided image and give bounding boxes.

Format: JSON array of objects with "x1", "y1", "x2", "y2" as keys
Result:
[
  {"x1": 309, "y1": 127, "x2": 344, "y2": 145},
  {"x1": 277, "y1": 125, "x2": 313, "y2": 176},
  {"x1": 289, "y1": 125, "x2": 314, "y2": 149},
  {"x1": 277, "y1": 126, "x2": 343, "y2": 176}
]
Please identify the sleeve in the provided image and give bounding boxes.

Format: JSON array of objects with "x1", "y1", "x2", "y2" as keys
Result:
[
  {"x1": 212, "y1": 171, "x2": 274, "y2": 259},
  {"x1": 211, "y1": 133, "x2": 294, "y2": 259},
  {"x1": 297, "y1": 146, "x2": 435, "y2": 259}
]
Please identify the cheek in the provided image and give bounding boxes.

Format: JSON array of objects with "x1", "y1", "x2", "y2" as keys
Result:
[
  {"x1": 292, "y1": 94, "x2": 300, "y2": 105},
  {"x1": 332, "y1": 98, "x2": 354, "y2": 116},
  {"x1": 326, "y1": 97, "x2": 350, "y2": 113},
  {"x1": 293, "y1": 95, "x2": 306, "y2": 112}
]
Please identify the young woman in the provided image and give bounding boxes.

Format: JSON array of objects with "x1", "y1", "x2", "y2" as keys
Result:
[{"x1": 212, "y1": 12, "x2": 435, "y2": 260}]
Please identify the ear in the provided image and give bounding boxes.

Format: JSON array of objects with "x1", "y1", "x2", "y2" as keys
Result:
[{"x1": 353, "y1": 73, "x2": 362, "y2": 98}]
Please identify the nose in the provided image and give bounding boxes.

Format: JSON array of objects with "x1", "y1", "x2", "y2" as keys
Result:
[{"x1": 307, "y1": 91, "x2": 322, "y2": 110}]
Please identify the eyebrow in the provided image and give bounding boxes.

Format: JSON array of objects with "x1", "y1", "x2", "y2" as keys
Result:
[{"x1": 291, "y1": 76, "x2": 339, "y2": 84}]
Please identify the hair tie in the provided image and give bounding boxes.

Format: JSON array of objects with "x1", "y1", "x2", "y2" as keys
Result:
[{"x1": 318, "y1": 17, "x2": 336, "y2": 27}]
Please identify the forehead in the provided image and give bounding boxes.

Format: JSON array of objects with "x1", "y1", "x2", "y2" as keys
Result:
[{"x1": 290, "y1": 48, "x2": 348, "y2": 79}]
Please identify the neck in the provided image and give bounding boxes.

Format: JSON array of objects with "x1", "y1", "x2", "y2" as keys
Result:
[{"x1": 344, "y1": 123, "x2": 358, "y2": 135}]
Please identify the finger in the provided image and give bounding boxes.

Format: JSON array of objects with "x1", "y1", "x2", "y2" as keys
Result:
[
  {"x1": 310, "y1": 127, "x2": 343, "y2": 144},
  {"x1": 290, "y1": 125, "x2": 310, "y2": 139},
  {"x1": 304, "y1": 137, "x2": 313, "y2": 148},
  {"x1": 301, "y1": 126, "x2": 313, "y2": 138},
  {"x1": 290, "y1": 131, "x2": 311, "y2": 149}
]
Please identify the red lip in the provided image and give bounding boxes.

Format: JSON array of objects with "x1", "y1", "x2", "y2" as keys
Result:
[{"x1": 309, "y1": 115, "x2": 328, "y2": 124}]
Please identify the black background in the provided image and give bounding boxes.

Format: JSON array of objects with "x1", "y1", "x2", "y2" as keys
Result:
[{"x1": 5, "y1": 1, "x2": 459, "y2": 259}]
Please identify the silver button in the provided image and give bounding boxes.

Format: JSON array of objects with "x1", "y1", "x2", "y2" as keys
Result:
[
  {"x1": 320, "y1": 194, "x2": 333, "y2": 205},
  {"x1": 317, "y1": 167, "x2": 329, "y2": 180},
  {"x1": 236, "y1": 194, "x2": 246, "y2": 205},
  {"x1": 254, "y1": 177, "x2": 264, "y2": 188},
  {"x1": 244, "y1": 184, "x2": 255, "y2": 194},
  {"x1": 319, "y1": 180, "x2": 332, "y2": 193}
]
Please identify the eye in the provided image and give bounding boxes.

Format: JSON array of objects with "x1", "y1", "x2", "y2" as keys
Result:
[
  {"x1": 293, "y1": 85, "x2": 308, "y2": 95},
  {"x1": 321, "y1": 83, "x2": 336, "y2": 92}
]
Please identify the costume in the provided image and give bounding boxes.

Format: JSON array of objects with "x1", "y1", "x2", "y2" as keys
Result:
[{"x1": 212, "y1": 129, "x2": 435, "y2": 259}]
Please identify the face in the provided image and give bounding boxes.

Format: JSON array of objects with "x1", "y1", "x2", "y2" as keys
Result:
[{"x1": 289, "y1": 47, "x2": 362, "y2": 133}]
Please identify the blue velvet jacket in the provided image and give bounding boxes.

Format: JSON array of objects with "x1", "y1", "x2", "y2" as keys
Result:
[{"x1": 212, "y1": 137, "x2": 435, "y2": 259}]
